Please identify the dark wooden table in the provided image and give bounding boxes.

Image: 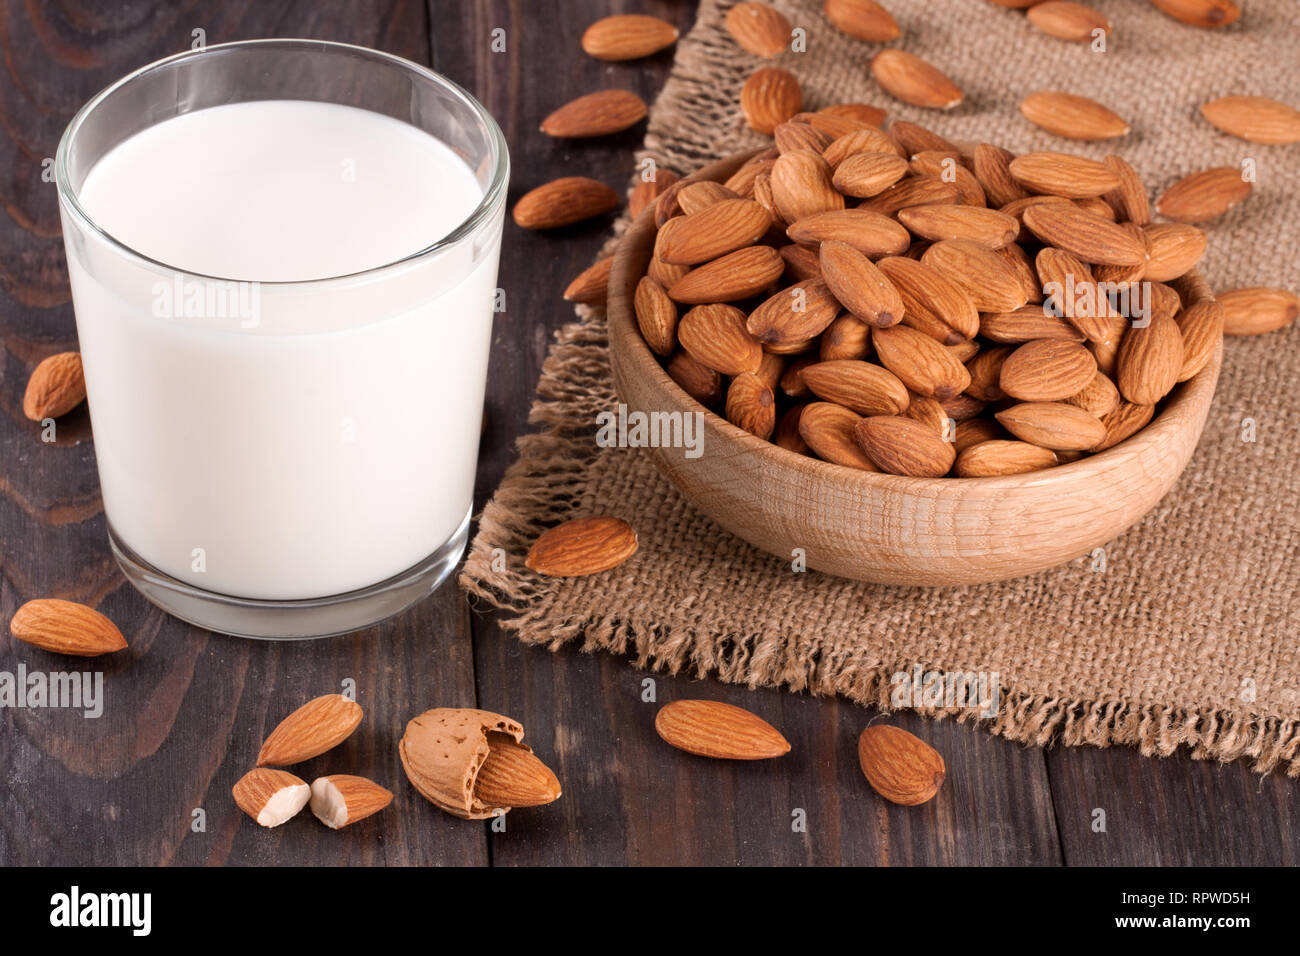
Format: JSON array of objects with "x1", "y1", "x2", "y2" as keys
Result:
[{"x1": 1, "y1": 0, "x2": 1295, "y2": 867}]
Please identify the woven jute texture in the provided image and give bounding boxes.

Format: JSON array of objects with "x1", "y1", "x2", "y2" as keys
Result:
[{"x1": 462, "y1": 0, "x2": 1300, "y2": 774}]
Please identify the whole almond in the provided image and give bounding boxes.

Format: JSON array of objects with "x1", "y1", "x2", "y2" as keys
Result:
[
  {"x1": 1008, "y1": 152, "x2": 1121, "y2": 198},
  {"x1": 870, "y1": 49, "x2": 963, "y2": 110},
  {"x1": 953, "y1": 418, "x2": 1006, "y2": 454},
  {"x1": 954, "y1": 439, "x2": 1057, "y2": 476},
  {"x1": 981, "y1": 304, "x2": 1085, "y2": 343},
  {"x1": 964, "y1": 345, "x2": 1014, "y2": 401},
  {"x1": 1101, "y1": 155, "x2": 1151, "y2": 225},
  {"x1": 679, "y1": 303, "x2": 764, "y2": 374},
  {"x1": 1020, "y1": 91, "x2": 1129, "y2": 141},
  {"x1": 898, "y1": 204, "x2": 1020, "y2": 248},
  {"x1": 747, "y1": 279, "x2": 842, "y2": 347},
  {"x1": 233, "y1": 769, "x2": 311, "y2": 828},
  {"x1": 741, "y1": 67, "x2": 804, "y2": 135},
  {"x1": 513, "y1": 177, "x2": 619, "y2": 229},
  {"x1": 1201, "y1": 95, "x2": 1300, "y2": 145},
  {"x1": 774, "y1": 120, "x2": 834, "y2": 155},
  {"x1": 726, "y1": 373, "x2": 777, "y2": 439},
  {"x1": 775, "y1": 404, "x2": 811, "y2": 454},
  {"x1": 996, "y1": 241, "x2": 1044, "y2": 304},
  {"x1": 855, "y1": 414, "x2": 956, "y2": 476},
  {"x1": 655, "y1": 699, "x2": 791, "y2": 759},
  {"x1": 877, "y1": 255, "x2": 980, "y2": 342},
  {"x1": 857, "y1": 725, "x2": 946, "y2": 806},
  {"x1": 629, "y1": 168, "x2": 680, "y2": 219},
  {"x1": 1148, "y1": 0, "x2": 1241, "y2": 28},
  {"x1": 823, "y1": 128, "x2": 907, "y2": 168},
  {"x1": 634, "y1": 276, "x2": 678, "y2": 356},
  {"x1": 831, "y1": 151, "x2": 910, "y2": 198},
  {"x1": 819, "y1": 102, "x2": 890, "y2": 128},
  {"x1": 22, "y1": 352, "x2": 86, "y2": 421},
  {"x1": 563, "y1": 257, "x2": 613, "y2": 305},
  {"x1": 786, "y1": 208, "x2": 910, "y2": 257},
  {"x1": 860, "y1": 177, "x2": 962, "y2": 216},
  {"x1": 581, "y1": 14, "x2": 679, "y2": 60},
  {"x1": 770, "y1": 149, "x2": 843, "y2": 222},
  {"x1": 1155, "y1": 167, "x2": 1251, "y2": 223},
  {"x1": 802, "y1": 360, "x2": 910, "y2": 415},
  {"x1": 1141, "y1": 223, "x2": 1207, "y2": 281},
  {"x1": 1091, "y1": 400, "x2": 1155, "y2": 451},
  {"x1": 888, "y1": 120, "x2": 960, "y2": 157},
  {"x1": 1116, "y1": 314, "x2": 1183, "y2": 405},
  {"x1": 540, "y1": 90, "x2": 647, "y2": 138},
  {"x1": 820, "y1": 314, "x2": 874, "y2": 360},
  {"x1": 525, "y1": 516, "x2": 639, "y2": 576},
  {"x1": 725, "y1": 2, "x2": 793, "y2": 57},
  {"x1": 668, "y1": 246, "x2": 786, "y2": 303},
  {"x1": 973, "y1": 144, "x2": 1031, "y2": 207},
  {"x1": 825, "y1": 0, "x2": 901, "y2": 42},
  {"x1": 257, "y1": 694, "x2": 364, "y2": 767},
  {"x1": 995, "y1": 401, "x2": 1108, "y2": 450},
  {"x1": 999, "y1": 339, "x2": 1098, "y2": 401},
  {"x1": 819, "y1": 240, "x2": 906, "y2": 327},
  {"x1": 472, "y1": 739, "x2": 563, "y2": 808},
  {"x1": 921, "y1": 239, "x2": 1028, "y2": 312},
  {"x1": 798, "y1": 402, "x2": 879, "y2": 470},
  {"x1": 1027, "y1": 2, "x2": 1112, "y2": 42},
  {"x1": 674, "y1": 181, "x2": 740, "y2": 216},
  {"x1": 1217, "y1": 287, "x2": 1299, "y2": 337},
  {"x1": 648, "y1": 254, "x2": 690, "y2": 289},
  {"x1": 656, "y1": 198, "x2": 771, "y2": 265},
  {"x1": 873, "y1": 323, "x2": 972, "y2": 400},
  {"x1": 309, "y1": 775, "x2": 395, "y2": 829},
  {"x1": 667, "y1": 352, "x2": 724, "y2": 405},
  {"x1": 1174, "y1": 299, "x2": 1224, "y2": 380},
  {"x1": 910, "y1": 153, "x2": 987, "y2": 206},
  {"x1": 1022, "y1": 202, "x2": 1146, "y2": 266},
  {"x1": 780, "y1": 242, "x2": 824, "y2": 282},
  {"x1": 9, "y1": 598, "x2": 127, "y2": 657},
  {"x1": 1064, "y1": 369, "x2": 1122, "y2": 416}
]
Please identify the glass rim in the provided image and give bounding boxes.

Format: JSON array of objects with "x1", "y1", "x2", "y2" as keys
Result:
[{"x1": 54, "y1": 37, "x2": 510, "y2": 287}]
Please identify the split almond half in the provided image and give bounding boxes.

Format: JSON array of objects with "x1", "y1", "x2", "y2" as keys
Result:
[
  {"x1": 233, "y1": 768, "x2": 311, "y2": 828},
  {"x1": 257, "y1": 694, "x2": 364, "y2": 767},
  {"x1": 309, "y1": 774, "x2": 394, "y2": 829}
]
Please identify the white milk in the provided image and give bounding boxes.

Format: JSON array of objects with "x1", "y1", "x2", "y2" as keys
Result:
[{"x1": 65, "y1": 100, "x2": 501, "y2": 600}]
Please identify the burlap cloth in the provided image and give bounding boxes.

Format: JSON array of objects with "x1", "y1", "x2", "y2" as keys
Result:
[{"x1": 462, "y1": 0, "x2": 1300, "y2": 774}]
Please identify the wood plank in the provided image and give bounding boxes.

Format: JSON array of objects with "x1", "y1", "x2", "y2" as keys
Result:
[{"x1": 0, "y1": 0, "x2": 486, "y2": 866}]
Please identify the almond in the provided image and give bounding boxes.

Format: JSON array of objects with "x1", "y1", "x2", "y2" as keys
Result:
[
  {"x1": 1148, "y1": 0, "x2": 1241, "y2": 29},
  {"x1": 540, "y1": 90, "x2": 647, "y2": 138},
  {"x1": 654, "y1": 178, "x2": 687, "y2": 225},
  {"x1": 980, "y1": 304, "x2": 1085, "y2": 343},
  {"x1": 787, "y1": 208, "x2": 911, "y2": 258},
  {"x1": 820, "y1": 314, "x2": 874, "y2": 360},
  {"x1": 909, "y1": 153, "x2": 988, "y2": 206},
  {"x1": 257, "y1": 694, "x2": 364, "y2": 767},
  {"x1": 856, "y1": 414, "x2": 956, "y2": 476},
  {"x1": 1026, "y1": 1, "x2": 1112, "y2": 42},
  {"x1": 725, "y1": 2, "x2": 792, "y2": 57},
  {"x1": 726, "y1": 372, "x2": 777, "y2": 439},
  {"x1": 774, "y1": 120, "x2": 834, "y2": 155},
  {"x1": 1022, "y1": 202, "x2": 1146, "y2": 266},
  {"x1": 667, "y1": 351, "x2": 724, "y2": 405},
  {"x1": 513, "y1": 177, "x2": 619, "y2": 229},
  {"x1": 563, "y1": 257, "x2": 613, "y2": 305},
  {"x1": 741, "y1": 67, "x2": 803, "y2": 135},
  {"x1": 995, "y1": 401, "x2": 1108, "y2": 450},
  {"x1": 831, "y1": 151, "x2": 911, "y2": 198},
  {"x1": 888, "y1": 120, "x2": 961, "y2": 157},
  {"x1": 799, "y1": 401, "x2": 879, "y2": 469},
  {"x1": 1064, "y1": 369, "x2": 1122, "y2": 416},
  {"x1": 656, "y1": 199, "x2": 771, "y2": 265},
  {"x1": 873, "y1": 324, "x2": 972, "y2": 401},
  {"x1": 857, "y1": 725, "x2": 946, "y2": 806},
  {"x1": 898, "y1": 204, "x2": 1020, "y2": 248},
  {"x1": 679, "y1": 303, "x2": 764, "y2": 374},
  {"x1": 1201, "y1": 95, "x2": 1300, "y2": 145},
  {"x1": 654, "y1": 699, "x2": 791, "y2": 759},
  {"x1": 233, "y1": 769, "x2": 311, "y2": 828},
  {"x1": 1217, "y1": 287, "x2": 1299, "y2": 337},
  {"x1": 675, "y1": 181, "x2": 740, "y2": 215},
  {"x1": 1019, "y1": 91, "x2": 1129, "y2": 141},
  {"x1": 770, "y1": 149, "x2": 843, "y2": 222},
  {"x1": 823, "y1": 128, "x2": 907, "y2": 168},
  {"x1": 819, "y1": 102, "x2": 889, "y2": 128},
  {"x1": 972, "y1": 144, "x2": 1031, "y2": 207},
  {"x1": 309, "y1": 775, "x2": 394, "y2": 829},
  {"x1": 648, "y1": 254, "x2": 690, "y2": 290},
  {"x1": 999, "y1": 339, "x2": 1098, "y2": 401},
  {"x1": 802, "y1": 360, "x2": 910, "y2": 415},
  {"x1": 870, "y1": 49, "x2": 963, "y2": 110},
  {"x1": 996, "y1": 241, "x2": 1044, "y2": 304},
  {"x1": 1173, "y1": 299, "x2": 1223, "y2": 380},
  {"x1": 1101, "y1": 155, "x2": 1150, "y2": 225},
  {"x1": 921, "y1": 239, "x2": 1028, "y2": 312},
  {"x1": 1116, "y1": 314, "x2": 1183, "y2": 405},
  {"x1": 22, "y1": 352, "x2": 85, "y2": 421},
  {"x1": 780, "y1": 242, "x2": 824, "y2": 282},
  {"x1": 824, "y1": 0, "x2": 902, "y2": 42},
  {"x1": 746, "y1": 279, "x2": 841, "y2": 347},
  {"x1": 581, "y1": 14, "x2": 679, "y2": 60},
  {"x1": 877, "y1": 256, "x2": 980, "y2": 342},
  {"x1": 525, "y1": 515, "x2": 639, "y2": 576},
  {"x1": 819, "y1": 240, "x2": 905, "y2": 327},
  {"x1": 629, "y1": 168, "x2": 679, "y2": 219},
  {"x1": 1141, "y1": 223, "x2": 1207, "y2": 282},
  {"x1": 774, "y1": 404, "x2": 811, "y2": 453},
  {"x1": 1091, "y1": 400, "x2": 1155, "y2": 451},
  {"x1": 400, "y1": 708, "x2": 538, "y2": 819},
  {"x1": 860, "y1": 176, "x2": 962, "y2": 216},
  {"x1": 9, "y1": 598, "x2": 127, "y2": 657},
  {"x1": 634, "y1": 276, "x2": 678, "y2": 356},
  {"x1": 1155, "y1": 166, "x2": 1251, "y2": 223},
  {"x1": 954, "y1": 439, "x2": 1057, "y2": 476},
  {"x1": 1008, "y1": 152, "x2": 1121, "y2": 198},
  {"x1": 471, "y1": 738, "x2": 562, "y2": 808},
  {"x1": 668, "y1": 245, "x2": 786, "y2": 303},
  {"x1": 964, "y1": 345, "x2": 1014, "y2": 401}
]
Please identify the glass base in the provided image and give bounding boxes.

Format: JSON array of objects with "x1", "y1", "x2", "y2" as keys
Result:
[{"x1": 108, "y1": 509, "x2": 470, "y2": 640}]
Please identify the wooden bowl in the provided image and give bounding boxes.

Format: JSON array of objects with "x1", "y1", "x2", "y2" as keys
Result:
[{"x1": 607, "y1": 151, "x2": 1222, "y2": 586}]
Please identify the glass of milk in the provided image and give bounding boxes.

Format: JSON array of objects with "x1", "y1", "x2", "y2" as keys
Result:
[{"x1": 54, "y1": 40, "x2": 508, "y2": 639}]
